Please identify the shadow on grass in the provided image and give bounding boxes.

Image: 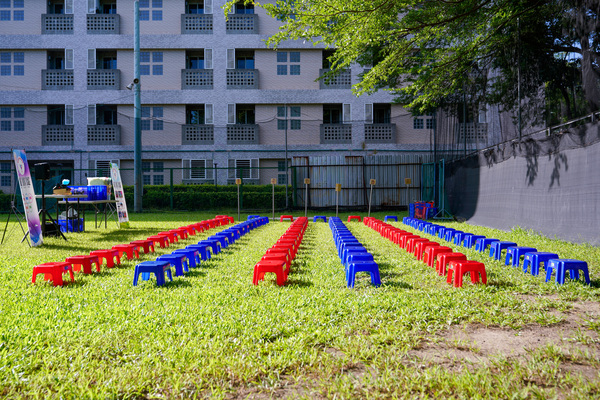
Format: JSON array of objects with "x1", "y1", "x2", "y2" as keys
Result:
[{"x1": 284, "y1": 278, "x2": 314, "y2": 288}]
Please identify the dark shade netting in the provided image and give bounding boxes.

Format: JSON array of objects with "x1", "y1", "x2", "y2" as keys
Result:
[{"x1": 444, "y1": 121, "x2": 600, "y2": 245}]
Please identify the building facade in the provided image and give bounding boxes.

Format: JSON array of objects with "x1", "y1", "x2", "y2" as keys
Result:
[{"x1": 0, "y1": 0, "x2": 442, "y2": 191}]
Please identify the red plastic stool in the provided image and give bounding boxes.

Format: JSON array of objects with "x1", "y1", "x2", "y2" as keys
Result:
[
  {"x1": 399, "y1": 234, "x2": 420, "y2": 249},
  {"x1": 148, "y1": 234, "x2": 170, "y2": 248},
  {"x1": 90, "y1": 249, "x2": 121, "y2": 268},
  {"x1": 170, "y1": 228, "x2": 188, "y2": 240},
  {"x1": 130, "y1": 239, "x2": 155, "y2": 254},
  {"x1": 159, "y1": 231, "x2": 178, "y2": 243},
  {"x1": 181, "y1": 225, "x2": 196, "y2": 236},
  {"x1": 414, "y1": 241, "x2": 440, "y2": 261},
  {"x1": 261, "y1": 254, "x2": 291, "y2": 275},
  {"x1": 424, "y1": 246, "x2": 453, "y2": 268},
  {"x1": 436, "y1": 252, "x2": 467, "y2": 276},
  {"x1": 32, "y1": 262, "x2": 74, "y2": 286},
  {"x1": 393, "y1": 231, "x2": 413, "y2": 245},
  {"x1": 447, "y1": 260, "x2": 487, "y2": 287},
  {"x1": 253, "y1": 259, "x2": 287, "y2": 286},
  {"x1": 65, "y1": 255, "x2": 101, "y2": 274},
  {"x1": 347, "y1": 215, "x2": 362, "y2": 222},
  {"x1": 112, "y1": 244, "x2": 140, "y2": 260},
  {"x1": 280, "y1": 215, "x2": 294, "y2": 222},
  {"x1": 406, "y1": 237, "x2": 428, "y2": 253}
]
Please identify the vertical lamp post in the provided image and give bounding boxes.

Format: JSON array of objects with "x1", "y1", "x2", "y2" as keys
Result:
[
  {"x1": 271, "y1": 178, "x2": 276, "y2": 220},
  {"x1": 335, "y1": 183, "x2": 341, "y2": 218},
  {"x1": 303, "y1": 178, "x2": 310, "y2": 217},
  {"x1": 284, "y1": 104, "x2": 288, "y2": 209},
  {"x1": 133, "y1": 0, "x2": 142, "y2": 212},
  {"x1": 236, "y1": 178, "x2": 241, "y2": 222},
  {"x1": 368, "y1": 179, "x2": 375, "y2": 217}
]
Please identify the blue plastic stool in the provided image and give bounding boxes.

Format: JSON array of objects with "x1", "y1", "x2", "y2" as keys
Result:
[
  {"x1": 157, "y1": 254, "x2": 188, "y2": 277},
  {"x1": 453, "y1": 232, "x2": 466, "y2": 246},
  {"x1": 346, "y1": 261, "x2": 381, "y2": 288},
  {"x1": 475, "y1": 238, "x2": 499, "y2": 252},
  {"x1": 545, "y1": 259, "x2": 590, "y2": 285},
  {"x1": 172, "y1": 248, "x2": 200, "y2": 268},
  {"x1": 133, "y1": 260, "x2": 173, "y2": 286},
  {"x1": 345, "y1": 253, "x2": 375, "y2": 269},
  {"x1": 463, "y1": 234, "x2": 485, "y2": 248},
  {"x1": 209, "y1": 235, "x2": 228, "y2": 249},
  {"x1": 428, "y1": 225, "x2": 442, "y2": 236},
  {"x1": 199, "y1": 239, "x2": 221, "y2": 255},
  {"x1": 522, "y1": 252, "x2": 559, "y2": 276},
  {"x1": 247, "y1": 215, "x2": 260, "y2": 220},
  {"x1": 186, "y1": 244, "x2": 212, "y2": 261},
  {"x1": 505, "y1": 246, "x2": 537, "y2": 267},
  {"x1": 214, "y1": 231, "x2": 235, "y2": 247},
  {"x1": 384, "y1": 215, "x2": 398, "y2": 222},
  {"x1": 313, "y1": 216, "x2": 326, "y2": 222},
  {"x1": 489, "y1": 241, "x2": 517, "y2": 260}
]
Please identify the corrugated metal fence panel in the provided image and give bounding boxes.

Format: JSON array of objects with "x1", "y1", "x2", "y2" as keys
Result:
[{"x1": 292, "y1": 154, "x2": 432, "y2": 207}]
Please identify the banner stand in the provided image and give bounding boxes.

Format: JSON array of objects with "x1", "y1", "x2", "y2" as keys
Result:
[{"x1": 1, "y1": 153, "x2": 31, "y2": 246}]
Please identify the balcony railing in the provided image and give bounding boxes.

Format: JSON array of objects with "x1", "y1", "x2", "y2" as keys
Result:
[
  {"x1": 42, "y1": 125, "x2": 74, "y2": 145},
  {"x1": 227, "y1": 124, "x2": 259, "y2": 144},
  {"x1": 87, "y1": 125, "x2": 121, "y2": 145},
  {"x1": 182, "y1": 125, "x2": 214, "y2": 144},
  {"x1": 320, "y1": 124, "x2": 352, "y2": 144},
  {"x1": 181, "y1": 14, "x2": 213, "y2": 34},
  {"x1": 364, "y1": 123, "x2": 396, "y2": 143},
  {"x1": 226, "y1": 69, "x2": 258, "y2": 89},
  {"x1": 181, "y1": 69, "x2": 213, "y2": 89},
  {"x1": 87, "y1": 69, "x2": 120, "y2": 90},
  {"x1": 226, "y1": 14, "x2": 257, "y2": 34},
  {"x1": 456, "y1": 123, "x2": 488, "y2": 145},
  {"x1": 42, "y1": 14, "x2": 74, "y2": 34},
  {"x1": 319, "y1": 69, "x2": 352, "y2": 89},
  {"x1": 87, "y1": 14, "x2": 120, "y2": 34},
  {"x1": 42, "y1": 70, "x2": 74, "y2": 90}
]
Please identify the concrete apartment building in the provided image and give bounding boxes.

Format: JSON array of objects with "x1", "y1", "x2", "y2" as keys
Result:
[{"x1": 0, "y1": 0, "x2": 445, "y2": 191}]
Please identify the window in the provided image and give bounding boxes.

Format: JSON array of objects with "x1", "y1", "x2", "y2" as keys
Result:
[
  {"x1": 235, "y1": 105, "x2": 255, "y2": 124},
  {"x1": 290, "y1": 106, "x2": 301, "y2": 117},
  {"x1": 323, "y1": 104, "x2": 342, "y2": 124},
  {"x1": 143, "y1": 175, "x2": 151, "y2": 185},
  {"x1": 186, "y1": 105, "x2": 205, "y2": 124},
  {"x1": 277, "y1": 160, "x2": 286, "y2": 172},
  {"x1": 277, "y1": 119, "x2": 287, "y2": 130},
  {"x1": 277, "y1": 51, "x2": 300, "y2": 76},
  {"x1": 235, "y1": 1, "x2": 253, "y2": 14},
  {"x1": 1, "y1": 160, "x2": 12, "y2": 186},
  {"x1": 153, "y1": 175, "x2": 164, "y2": 185},
  {"x1": 426, "y1": 118, "x2": 436, "y2": 130},
  {"x1": 143, "y1": 161, "x2": 164, "y2": 185},
  {"x1": 186, "y1": 51, "x2": 204, "y2": 69},
  {"x1": 141, "y1": 106, "x2": 163, "y2": 131},
  {"x1": 140, "y1": 51, "x2": 163, "y2": 76},
  {"x1": 0, "y1": 106, "x2": 24, "y2": 132},
  {"x1": 229, "y1": 159, "x2": 259, "y2": 180},
  {"x1": 236, "y1": 52, "x2": 254, "y2": 69},
  {"x1": 0, "y1": 51, "x2": 22, "y2": 76},
  {"x1": 372, "y1": 104, "x2": 391, "y2": 124},
  {"x1": 139, "y1": 0, "x2": 161, "y2": 21},
  {"x1": 277, "y1": 106, "x2": 301, "y2": 130},
  {"x1": 413, "y1": 118, "x2": 424, "y2": 129},
  {"x1": 186, "y1": 0, "x2": 205, "y2": 14},
  {"x1": 290, "y1": 119, "x2": 301, "y2": 130},
  {"x1": 277, "y1": 174, "x2": 287, "y2": 185}
]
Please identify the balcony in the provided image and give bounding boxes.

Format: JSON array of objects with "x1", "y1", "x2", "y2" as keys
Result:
[
  {"x1": 226, "y1": 14, "x2": 257, "y2": 34},
  {"x1": 87, "y1": 14, "x2": 120, "y2": 34},
  {"x1": 181, "y1": 69, "x2": 213, "y2": 90},
  {"x1": 42, "y1": 125, "x2": 74, "y2": 145},
  {"x1": 320, "y1": 124, "x2": 352, "y2": 144},
  {"x1": 226, "y1": 69, "x2": 258, "y2": 89},
  {"x1": 182, "y1": 125, "x2": 214, "y2": 144},
  {"x1": 87, "y1": 125, "x2": 121, "y2": 145},
  {"x1": 319, "y1": 69, "x2": 352, "y2": 89},
  {"x1": 227, "y1": 124, "x2": 259, "y2": 144},
  {"x1": 42, "y1": 14, "x2": 74, "y2": 34},
  {"x1": 364, "y1": 123, "x2": 396, "y2": 143},
  {"x1": 42, "y1": 70, "x2": 74, "y2": 90},
  {"x1": 87, "y1": 69, "x2": 120, "y2": 90},
  {"x1": 181, "y1": 14, "x2": 213, "y2": 34}
]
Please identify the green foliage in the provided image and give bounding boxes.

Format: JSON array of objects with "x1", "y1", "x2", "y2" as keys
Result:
[{"x1": 249, "y1": 0, "x2": 599, "y2": 120}]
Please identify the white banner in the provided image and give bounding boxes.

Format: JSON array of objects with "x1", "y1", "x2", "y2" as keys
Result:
[
  {"x1": 110, "y1": 162, "x2": 130, "y2": 228},
  {"x1": 13, "y1": 150, "x2": 43, "y2": 246}
]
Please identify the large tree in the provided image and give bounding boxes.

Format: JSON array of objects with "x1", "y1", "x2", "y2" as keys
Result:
[{"x1": 235, "y1": 0, "x2": 599, "y2": 121}]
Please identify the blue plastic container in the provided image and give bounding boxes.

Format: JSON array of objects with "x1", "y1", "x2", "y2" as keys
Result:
[{"x1": 58, "y1": 218, "x2": 84, "y2": 233}]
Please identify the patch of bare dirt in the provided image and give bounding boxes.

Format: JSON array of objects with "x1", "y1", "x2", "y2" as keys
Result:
[{"x1": 406, "y1": 301, "x2": 600, "y2": 374}]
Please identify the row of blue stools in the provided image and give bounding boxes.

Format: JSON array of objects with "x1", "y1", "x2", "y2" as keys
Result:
[
  {"x1": 329, "y1": 217, "x2": 381, "y2": 288},
  {"x1": 402, "y1": 217, "x2": 590, "y2": 285},
  {"x1": 133, "y1": 217, "x2": 270, "y2": 286}
]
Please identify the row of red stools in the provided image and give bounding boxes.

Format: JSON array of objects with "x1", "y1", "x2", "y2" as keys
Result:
[
  {"x1": 253, "y1": 217, "x2": 308, "y2": 286},
  {"x1": 31, "y1": 215, "x2": 233, "y2": 286},
  {"x1": 363, "y1": 217, "x2": 487, "y2": 287}
]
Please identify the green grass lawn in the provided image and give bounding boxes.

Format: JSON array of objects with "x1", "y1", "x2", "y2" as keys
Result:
[{"x1": 0, "y1": 210, "x2": 598, "y2": 399}]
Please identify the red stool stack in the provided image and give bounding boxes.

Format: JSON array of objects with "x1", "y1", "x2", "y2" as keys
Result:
[{"x1": 32, "y1": 262, "x2": 75, "y2": 286}]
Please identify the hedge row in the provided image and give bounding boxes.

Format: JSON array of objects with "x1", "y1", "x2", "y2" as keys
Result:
[{"x1": 123, "y1": 184, "x2": 292, "y2": 210}]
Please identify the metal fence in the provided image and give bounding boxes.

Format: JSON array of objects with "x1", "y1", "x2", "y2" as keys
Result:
[{"x1": 291, "y1": 154, "x2": 433, "y2": 209}]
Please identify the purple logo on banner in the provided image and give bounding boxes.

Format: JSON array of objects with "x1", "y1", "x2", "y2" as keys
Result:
[{"x1": 13, "y1": 150, "x2": 43, "y2": 246}]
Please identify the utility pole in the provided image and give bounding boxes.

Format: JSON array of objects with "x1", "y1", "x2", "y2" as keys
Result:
[
  {"x1": 133, "y1": 0, "x2": 143, "y2": 212},
  {"x1": 284, "y1": 104, "x2": 288, "y2": 209}
]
